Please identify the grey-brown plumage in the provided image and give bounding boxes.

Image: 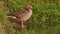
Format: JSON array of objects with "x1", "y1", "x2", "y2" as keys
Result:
[{"x1": 8, "y1": 4, "x2": 32, "y2": 31}]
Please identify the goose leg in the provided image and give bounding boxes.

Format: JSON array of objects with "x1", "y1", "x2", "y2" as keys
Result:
[{"x1": 22, "y1": 21, "x2": 24, "y2": 32}]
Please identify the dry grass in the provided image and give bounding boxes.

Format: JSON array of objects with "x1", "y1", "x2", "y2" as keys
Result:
[{"x1": 0, "y1": 23, "x2": 5, "y2": 34}]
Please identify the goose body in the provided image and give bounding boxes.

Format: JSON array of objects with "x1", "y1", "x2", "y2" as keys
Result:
[{"x1": 8, "y1": 8, "x2": 32, "y2": 21}]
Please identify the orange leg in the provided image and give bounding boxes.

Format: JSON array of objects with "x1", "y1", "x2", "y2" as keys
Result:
[{"x1": 22, "y1": 21, "x2": 24, "y2": 32}]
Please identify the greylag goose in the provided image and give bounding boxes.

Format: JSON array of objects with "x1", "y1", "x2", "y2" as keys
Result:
[{"x1": 8, "y1": 4, "x2": 32, "y2": 31}]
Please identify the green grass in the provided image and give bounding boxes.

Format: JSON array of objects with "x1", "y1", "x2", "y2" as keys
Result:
[{"x1": 0, "y1": 0, "x2": 60, "y2": 34}]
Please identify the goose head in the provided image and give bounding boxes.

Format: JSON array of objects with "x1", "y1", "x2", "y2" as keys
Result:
[{"x1": 25, "y1": 4, "x2": 32, "y2": 10}]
